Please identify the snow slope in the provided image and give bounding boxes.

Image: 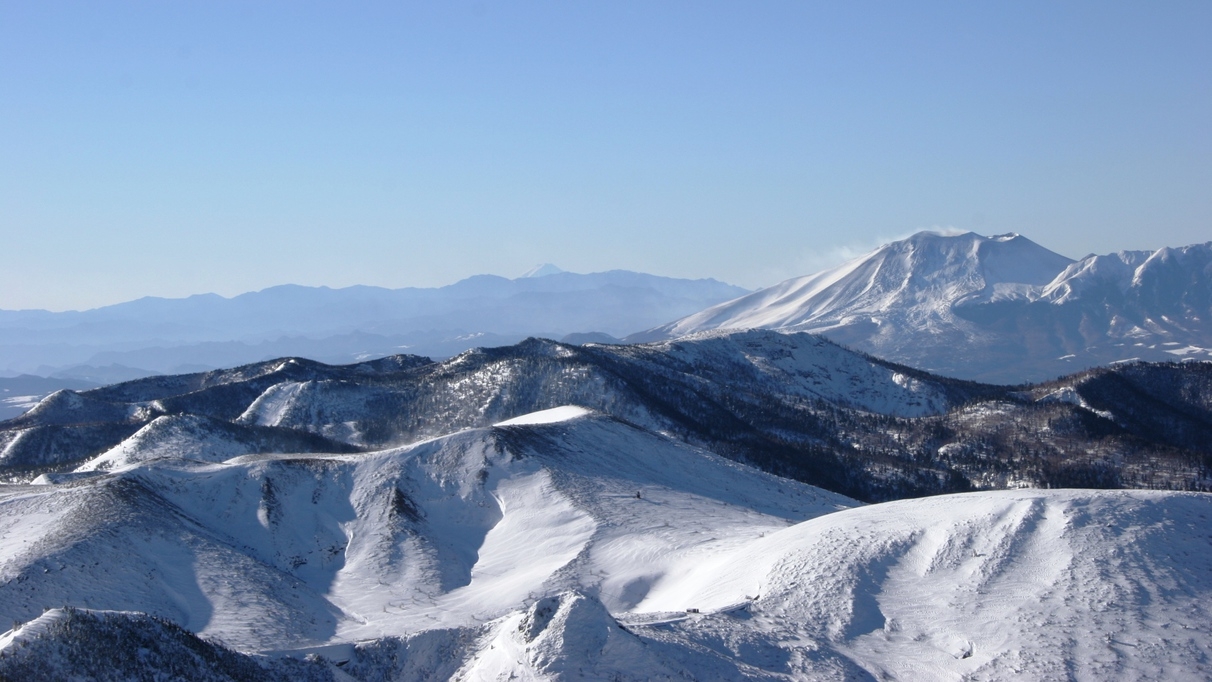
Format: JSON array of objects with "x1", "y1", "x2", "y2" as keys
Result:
[
  {"x1": 618, "y1": 488, "x2": 1212, "y2": 680},
  {"x1": 0, "y1": 409, "x2": 849, "y2": 650},
  {"x1": 77, "y1": 413, "x2": 359, "y2": 472},
  {"x1": 1, "y1": 405, "x2": 1209, "y2": 679},
  {"x1": 0, "y1": 376, "x2": 97, "y2": 421},
  {"x1": 646, "y1": 231, "x2": 1071, "y2": 337},
  {"x1": 450, "y1": 489, "x2": 1212, "y2": 680},
  {"x1": 11, "y1": 328, "x2": 1212, "y2": 503},
  {"x1": 620, "y1": 329, "x2": 956, "y2": 417},
  {"x1": 639, "y1": 231, "x2": 1212, "y2": 383},
  {"x1": 0, "y1": 608, "x2": 330, "y2": 681}
]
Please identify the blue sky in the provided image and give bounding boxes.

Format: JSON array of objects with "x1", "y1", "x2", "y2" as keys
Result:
[{"x1": 2, "y1": 1, "x2": 1209, "y2": 310}]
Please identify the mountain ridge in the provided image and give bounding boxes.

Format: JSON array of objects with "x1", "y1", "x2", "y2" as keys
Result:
[
  {"x1": 635, "y1": 231, "x2": 1212, "y2": 383},
  {"x1": 3, "y1": 332, "x2": 1212, "y2": 677},
  {"x1": 5, "y1": 330, "x2": 1212, "y2": 502}
]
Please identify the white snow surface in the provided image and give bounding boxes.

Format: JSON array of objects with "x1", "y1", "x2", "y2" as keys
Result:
[
  {"x1": 495, "y1": 405, "x2": 591, "y2": 426},
  {"x1": 520, "y1": 264, "x2": 565, "y2": 278},
  {"x1": 630, "y1": 488, "x2": 1212, "y2": 680},
  {"x1": 642, "y1": 329, "x2": 953, "y2": 417},
  {"x1": 238, "y1": 380, "x2": 309, "y2": 427},
  {"x1": 648, "y1": 231, "x2": 1072, "y2": 339},
  {"x1": 79, "y1": 414, "x2": 257, "y2": 471},
  {"x1": 1, "y1": 407, "x2": 1211, "y2": 678},
  {"x1": 1037, "y1": 386, "x2": 1116, "y2": 421},
  {"x1": 639, "y1": 232, "x2": 1212, "y2": 383}
]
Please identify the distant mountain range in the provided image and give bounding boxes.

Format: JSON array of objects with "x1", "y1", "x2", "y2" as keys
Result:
[
  {"x1": 0, "y1": 267, "x2": 747, "y2": 378},
  {"x1": 634, "y1": 231, "x2": 1212, "y2": 383}
]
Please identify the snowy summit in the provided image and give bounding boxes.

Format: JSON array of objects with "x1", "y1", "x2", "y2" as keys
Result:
[
  {"x1": 635, "y1": 231, "x2": 1212, "y2": 383},
  {"x1": 519, "y1": 263, "x2": 565, "y2": 278}
]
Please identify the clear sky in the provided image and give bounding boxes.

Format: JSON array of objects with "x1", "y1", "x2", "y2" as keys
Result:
[{"x1": 2, "y1": 1, "x2": 1209, "y2": 311}]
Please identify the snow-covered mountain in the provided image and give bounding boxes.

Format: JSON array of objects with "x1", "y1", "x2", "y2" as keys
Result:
[
  {"x1": 636, "y1": 231, "x2": 1212, "y2": 383},
  {"x1": 0, "y1": 410, "x2": 847, "y2": 673},
  {"x1": 0, "y1": 375, "x2": 98, "y2": 421},
  {"x1": 0, "y1": 331, "x2": 1005, "y2": 501},
  {"x1": 2, "y1": 331, "x2": 1212, "y2": 677},
  {"x1": 1, "y1": 407, "x2": 1209, "y2": 679},
  {"x1": 0, "y1": 269, "x2": 747, "y2": 377},
  {"x1": 5, "y1": 330, "x2": 1212, "y2": 503}
]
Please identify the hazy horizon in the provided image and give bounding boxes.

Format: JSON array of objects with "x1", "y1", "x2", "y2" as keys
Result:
[
  {"x1": 0, "y1": 228, "x2": 1064, "y2": 313},
  {"x1": 0, "y1": 226, "x2": 1200, "y2": 314},
  {"x1": 4, "y1": 2, "x2": 1209, "y2": 310}
]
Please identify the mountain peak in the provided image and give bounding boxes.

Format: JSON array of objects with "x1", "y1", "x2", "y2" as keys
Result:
[
  {"x1": 892, "y1": 230, "x2": 1042, "y2": 261},
  {"x1": 638, "y1": 231, "x2": 1212, "y2": 382},
  {"x1": 642, "y1": 231, "x2": 1073, "y2": 341},
  {"x1": 520, "y1": 264, "x2": 565, "y2": 278}
]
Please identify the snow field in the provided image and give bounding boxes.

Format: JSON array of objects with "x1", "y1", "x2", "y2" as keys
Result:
[
  {"x1": 627, "y1": 489, "x2": 1212, "y2": 680},
  {"x1": 1, "y1": 406, "x2": 1210, "y2": 679}
]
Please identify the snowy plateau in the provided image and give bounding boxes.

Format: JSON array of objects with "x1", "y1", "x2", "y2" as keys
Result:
[
  {"x1": 0, "y1": 331, "x2": 1211, "y2": 679},
  {"x1": 636, "y1": 231, "x2": 1212, "y2": 384}
]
